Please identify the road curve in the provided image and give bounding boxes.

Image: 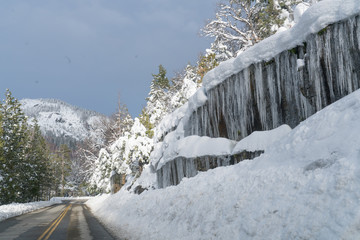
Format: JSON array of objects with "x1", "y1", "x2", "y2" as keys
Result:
[{"x1": 0, "y1": 200, "x2": 116, "y2": 240}]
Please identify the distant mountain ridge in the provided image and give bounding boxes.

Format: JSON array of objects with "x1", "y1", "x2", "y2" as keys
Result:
[{"x1": 20, "y1": 98, "x2": 107, "y2": 149}]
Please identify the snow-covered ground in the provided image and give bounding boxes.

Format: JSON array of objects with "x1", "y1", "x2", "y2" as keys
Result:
[
  {"x1": 87, "y1": 87, "x2": 360, "y2": 239},
  {"x1": 0, "y1": 199, "x2": 61, "y2": 222}
]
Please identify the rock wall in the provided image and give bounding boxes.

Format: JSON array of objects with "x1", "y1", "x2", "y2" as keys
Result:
[{"x1": 185, "y1": 16, "x2": 360, "y2": 141}]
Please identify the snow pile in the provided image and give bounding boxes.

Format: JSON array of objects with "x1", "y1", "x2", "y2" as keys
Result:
[
  {"x1": 87, "y1": 88, "x2": 360, "y2": 239},
  {"x1": 232, "y1": 124, "x2": 291, "y2": 153},
  {"x1": 152, "y1": 124, "x2": 290, "y2": 171},
  {"x1": 155, "y1": 135, "x2": 237, "y2": 170},
  {"x1": 0, "y1": 199, "x2": 61, "y2": 222},
  {"x1": 154, "y1": 102, "x2": 188, "y2": 142},
  {"x1": 294, "y1": 2, "x2": 310, "y2": 24}
]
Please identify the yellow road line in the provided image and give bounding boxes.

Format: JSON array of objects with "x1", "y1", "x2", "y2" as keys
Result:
[
  {"x1": 37, "y1": 204, "x2": 72, "y2": 240},
  {"x1": 37, "y1": 205, "x2": 70, "y2": 240}
]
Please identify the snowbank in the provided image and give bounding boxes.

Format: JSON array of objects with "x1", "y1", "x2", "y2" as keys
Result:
[
  {"x1": 0, "y1": 199, "x2": 61, "y2": 222},
  {"x1": 155, "y1": 135, "x2": 236, "y2": 170},
  {"x1": 232, "y1": 124, "x2": 291, "y2": 153},
  {"x1": 87, "y1": 87, "x2": 360, "y2": 239},
  {"x1": 153, "y1": 124, "x2": 290, "y2": 171},
  {"x1": 50, "y1": 196, "x2": 94, "y2": 201}
]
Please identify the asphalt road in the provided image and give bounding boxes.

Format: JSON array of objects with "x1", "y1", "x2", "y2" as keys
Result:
[{"x1": 0, "y1": 200, "x2": 116, "y2": 240}]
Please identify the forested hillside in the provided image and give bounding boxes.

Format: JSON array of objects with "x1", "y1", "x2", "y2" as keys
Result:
[{"x1": 20, "y1": 98, "x2": 107, "y2": 149}]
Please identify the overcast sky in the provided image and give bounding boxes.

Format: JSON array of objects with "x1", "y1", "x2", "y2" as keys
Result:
[{"x1": 0, "y1": 0, "x2": 218, "y2": 117}]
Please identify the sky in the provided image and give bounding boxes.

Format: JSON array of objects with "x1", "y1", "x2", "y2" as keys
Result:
[{"x1": 0, "y1": 0, "x2": 218, "y2": 117}]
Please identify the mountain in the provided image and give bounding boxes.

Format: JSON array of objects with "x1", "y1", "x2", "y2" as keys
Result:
[{"x1": 20, "y1": 98, "x2": 107, "y2": 149}]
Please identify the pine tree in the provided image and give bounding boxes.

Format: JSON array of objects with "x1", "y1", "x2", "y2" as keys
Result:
[
  {"x1": 139, "y1": 108, "x2": 154, "y2": 138},
  {"x1": 197, "y1": 53, "x2": 219, "y2": 83},
  {"x1": 152, "y1": 64, "x2": 170, "y2": 91},
  {"x1": 145, "y1": 65, "x2": 172, "y2": 126},
  {"x1": 0, "y1": 111, "x2": 3, "y2": 194},
  {"x1": 23, "y1": 120, "x2": 52, "y2": 201},
  {"x1": 0, "y1": 90, "x2": 29, "y2": 204}
]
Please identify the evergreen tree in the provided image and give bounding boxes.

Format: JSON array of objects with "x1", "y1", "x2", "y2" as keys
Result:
[
  {"x1": 0, "y1": 112, "x2": 3, "y2": 192},
  {"x1": 197, "y1": 53, "x2": 219, "y2": 83},
  {"x1": 0, "y1": 90, "x2": 29, "y2": 204},
  {"x1": 0, "y1": 90, "x2": 54, "y2": 203},
  {"x1": 152, "y1": 64, "x2": 170, "y2": 91},
  {"x1": 139, "y1": 108, "x2": 154, "y2": 138},
  {"x1": 145, "y1": 65, "x2": 172, "y2": 126},
  {"x1": 23, "y1": 120, "x2": 53, "y2": 201}
]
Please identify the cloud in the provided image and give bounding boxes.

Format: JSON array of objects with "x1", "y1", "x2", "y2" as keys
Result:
[
  {"x1": 0, "y1": 0, "x2": 218, "y2": 116},
  {"x1": 0, "y1": 1, "x2": 133, "y2": 40}
]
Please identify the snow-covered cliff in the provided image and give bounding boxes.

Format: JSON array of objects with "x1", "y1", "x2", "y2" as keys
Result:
[{"x1": 152, "y1": 0, "x2": 360, "y2": 188}]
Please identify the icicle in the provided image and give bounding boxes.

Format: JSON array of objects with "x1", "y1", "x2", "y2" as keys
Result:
[
  {"x1": 254, "y1": 63, "x2": 267, "y2": 129},
  {"x1": 266, "y1": 62, "x2": 278, "y2": 129}
]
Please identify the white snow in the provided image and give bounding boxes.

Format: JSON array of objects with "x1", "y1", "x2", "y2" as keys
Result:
[
  {"x1": 154, "y1": 102, "x2": 188, "y2": 142},
  {"x1": 0, "y1": 199, "x2": 61, "y2": 222},
  {"x1": 294, "y1": 2, "x2": 310, "y2": 23},
  {"x1": 155, "y1": 136, "x2": 237, "y2": 171},
  {"x1": 153, "y1": 125, "x2": 290, "y2": 171},
  {"x1": 232, "y1": 124, "x2": 291, "y2": 154},
  {"x1": 297, "y1": 58, "x2": 305, "y2": 70},
  {"x1": 87, "y1": 87, "x2": 360, "y2": 239}
]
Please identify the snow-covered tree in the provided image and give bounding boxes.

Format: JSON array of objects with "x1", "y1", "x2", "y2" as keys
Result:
[
  {"x1": 0, "y1": 90, "x2": 29, "y2": 203},
  {"x1": 145, "y1": 65, "x2": 172, "y2": 126},
  {"x1": 89, "y1": 118, "x2": 153, "y2": 193},
  {"x1": 197, "y1": 52, "x2": 219, "y2": 82},
  {"x1": 201, "y1": 0, "x2": 313, "y2": 58},
  {"x1": 169, "y1": 65, "x2": 199, "y2": 109},
  {"x1": 23, "y1": 120, "x2": 53, "y2": 201},
  {"x1": 0, "y1": 90, "x2": 53, "y2": 203},
  {"x1": 107, "y1": 97, "x2": 133, "y2": 145}
]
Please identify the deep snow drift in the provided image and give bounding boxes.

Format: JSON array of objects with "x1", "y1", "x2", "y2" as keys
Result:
[{"x1": 87, "y1": 88, "x2": 360, "y2": 239}]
